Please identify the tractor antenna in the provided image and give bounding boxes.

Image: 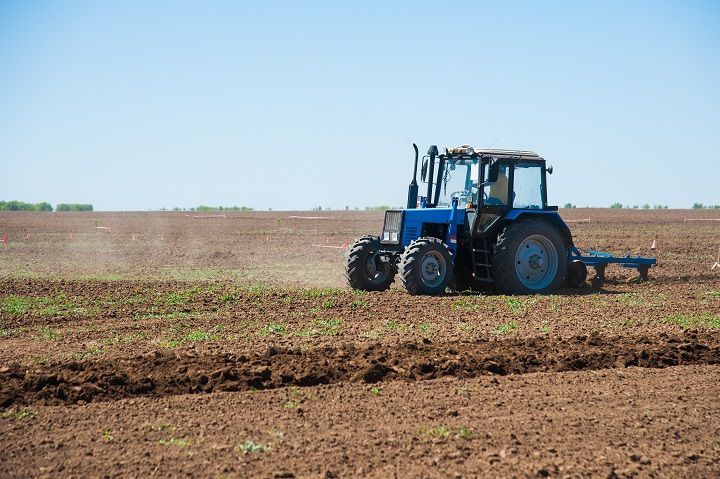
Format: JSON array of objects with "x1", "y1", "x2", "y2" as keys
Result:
[{"x1": 487, "y1": 138, "x2": 499, "y2": 149}]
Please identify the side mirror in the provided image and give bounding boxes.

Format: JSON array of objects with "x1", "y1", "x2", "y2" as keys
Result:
[
  {"x1": 546, "y1": 165, "x2": 554, "y2": 175},
  {"x1": 421, "y1": 159, "x2": 429, "y2": 182},
  {"x1": 488, "y1": 161, "x2": 500, "y2": 182}
]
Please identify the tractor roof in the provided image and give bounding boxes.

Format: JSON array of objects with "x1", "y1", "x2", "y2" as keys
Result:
[{"x1": 444, "y1": 146, "x2": 544, "y2": 161}]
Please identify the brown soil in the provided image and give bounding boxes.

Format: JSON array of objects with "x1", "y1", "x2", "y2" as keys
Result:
[
  {"x1": 0, "y1": 208, "x2": 719, "y2": 284},
  {"x1": 1, "y1": 209, "x2": 720, "y2": 478},
  {"x1": 2, "y1": 366, "x2": 719, "y2": 478},
  {"x1": 2, "y1": 331, "x2": 719, "y2": 409}
]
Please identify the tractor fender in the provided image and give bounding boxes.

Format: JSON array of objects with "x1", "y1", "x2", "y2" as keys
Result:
[{"x1": 502, "y1": 210, "x2": 574, "y2": 249}]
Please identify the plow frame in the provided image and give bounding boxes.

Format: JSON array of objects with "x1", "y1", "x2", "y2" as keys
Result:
[{"x1": 567, "y1": 246, "x2": 657, "y2": 282}]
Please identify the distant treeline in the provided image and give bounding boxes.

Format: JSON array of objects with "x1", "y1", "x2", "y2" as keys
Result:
[
  {"x1": 0, "y1": 201, "x2": 93, "y2": 212},
  {"x1": 0, "y1": 200, "x2": 53, "y2": 211},
  {"x1": 311, "y1": 206, "x2": 401, "y2": 211},
  {"x1": 159, "y1": 206, "x2": 254, "y2": 212},
  {"x1": 194, "y1": 206, "x2": 253, "y2": 211},
  {"x1": 56, "y1": 203, "x2": 93, "y2": 211},
  {"x1": 608, "y1": 203, "x2": 668, "y2": 209}
]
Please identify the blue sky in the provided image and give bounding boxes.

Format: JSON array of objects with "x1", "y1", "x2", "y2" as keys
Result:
[{"x1": 1, "y1": 1, "x2": 718, "y2": 210}]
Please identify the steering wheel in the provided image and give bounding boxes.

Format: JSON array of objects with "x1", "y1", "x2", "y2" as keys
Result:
[{"x1": 449, "y1": 189, "x2": 472, "y2": 199}]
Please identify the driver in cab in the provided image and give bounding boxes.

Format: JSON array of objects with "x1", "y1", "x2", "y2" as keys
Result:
[{"x1": 486, "y1": 166, "x2": 509, "y2": 205}]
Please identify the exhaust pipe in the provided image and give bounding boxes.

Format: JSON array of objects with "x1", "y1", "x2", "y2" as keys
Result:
[
  {"x1": 425, "y1": 145, "x2": 438, "y2": 208},
  {"x1": 406, "y1": 143, "x2": 419, "y2": 209}
]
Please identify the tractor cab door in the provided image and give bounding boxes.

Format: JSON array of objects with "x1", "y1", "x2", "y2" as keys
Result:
[{"x1": 471, "y1": 160, "x2": 512, "y2": 237}]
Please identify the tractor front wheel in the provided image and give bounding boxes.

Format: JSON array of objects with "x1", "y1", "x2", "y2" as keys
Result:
[
  {"x1": 493, "y1": 219, "x2": 566, "y2": 294},
  {"x1": 345, "y1": 235, "x2": 396, "y2": 291},
  {"x1": 398, "y1": 237, "x2": 454, "y2": 295}
]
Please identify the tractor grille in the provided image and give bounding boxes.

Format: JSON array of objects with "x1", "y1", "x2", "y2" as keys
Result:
[
  {"x1": 383, "y1": 210, "x2": 402, "y2": 232},
  {"x1": 381, "y1": 210, "x2": 403, "y2": 244}
]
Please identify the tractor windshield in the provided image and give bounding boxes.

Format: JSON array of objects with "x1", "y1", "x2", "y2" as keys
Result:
[
  {"x1": 438, "y1": 158, "x2": 479, "y2": 207},
  {"x1": 512, "y1": 162, "x2": 544, "y2": 209}
]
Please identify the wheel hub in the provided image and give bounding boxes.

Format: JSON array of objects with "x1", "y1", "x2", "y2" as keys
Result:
[
  {"x1": 419, "y1": 252, "x2": 445, "y2": 287},
  {"x1": 514, "y1": 235, "x2": 558, "y2": 289},
  {"x1": 527, "y1": 253, "x2": 544, "y2": 270},
  {"x1": 364, "y1": 251, "x2": 389, "y2": 283}
]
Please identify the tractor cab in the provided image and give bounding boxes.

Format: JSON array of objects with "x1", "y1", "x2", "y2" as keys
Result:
[
  {"x1": 444, "y1": 148, "x2": 554, "y2": 237},
  {"x1": 413, "y1": 145, "x2": 550, "y2": 209},
  {"x1": 413, "y1": 146, "x2": 557, "y2": 238}
]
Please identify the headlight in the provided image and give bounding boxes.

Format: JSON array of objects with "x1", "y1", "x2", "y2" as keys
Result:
[
  {"x1": 465, "y1": 146, "x2": 475, "y2": 156},
  {"x1": 382, "y1": 231, "x2": 399, "y2": 242}
]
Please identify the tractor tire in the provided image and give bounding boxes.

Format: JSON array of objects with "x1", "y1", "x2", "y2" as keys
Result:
[
  {"x1": 493, "y1": 219, "x2": 566, "y2": 295},
  {"x1": 398, "y1": 237, "x2": 454, "y2": 295},
  {"x1": 345, "y1": 235, "x2": 395, "y2": 291},
  {"x1": 565, "y1": 260, "x2": 588, "y2": 287}
]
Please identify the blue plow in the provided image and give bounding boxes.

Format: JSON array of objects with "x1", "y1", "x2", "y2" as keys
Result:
[{"x1": 568, "y1": 246, "x2": 656, "y2": 283}]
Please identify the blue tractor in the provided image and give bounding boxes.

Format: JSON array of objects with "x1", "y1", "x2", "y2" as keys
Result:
[{"x1": 345, "y1": 144, "x2": 656, "y2": 295}]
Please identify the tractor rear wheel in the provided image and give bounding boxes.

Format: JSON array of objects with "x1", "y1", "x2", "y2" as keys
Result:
[
  {"x1": 493, "y1": 219, "x2": 566, "y2": 294},
  {"x1": 565, "y1": 260, "x2": 588, "y2": 287},
  {"x1": 398, "y1": 237, "x2": 454, "y2": 295},
  {"x1": 345, "y1": 235, "x2": 395, "y2": 291}
]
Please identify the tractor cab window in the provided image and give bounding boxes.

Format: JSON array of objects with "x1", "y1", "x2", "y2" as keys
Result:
[
  {"x1": 438, "y1": 158, "x2": 479, "y2": 207},
  {"x1": 512, "y1": 162, "x2": 543, "y2": 209},
  {"x1": 482, "y1": 163, "x2": 510, "y2": 206}
]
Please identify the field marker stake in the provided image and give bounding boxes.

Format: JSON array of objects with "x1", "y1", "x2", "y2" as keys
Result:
[
  {"x1": 1, "y1": 234, "x2": 7, "y2": 250},
  {"x1": 712, "y1": 246, "x2": 720, "y2": 271},
  {"x1": 651, "y1": 239, "x2": 656, "y2": 250}
]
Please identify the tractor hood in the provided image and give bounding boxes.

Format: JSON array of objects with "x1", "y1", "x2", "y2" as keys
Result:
[{"x1": 398, "y1": 207, "x2": 466, "y2": 249}]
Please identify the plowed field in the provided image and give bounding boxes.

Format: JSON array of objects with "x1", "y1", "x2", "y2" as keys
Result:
[{"x1": 1, "y1": 209, "x2": 719, "y2": 478}]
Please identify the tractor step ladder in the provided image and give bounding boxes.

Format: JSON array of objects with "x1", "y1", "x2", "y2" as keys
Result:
[{"x1": 471, "y1": 238, "x2": 493, "y2": 282}]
